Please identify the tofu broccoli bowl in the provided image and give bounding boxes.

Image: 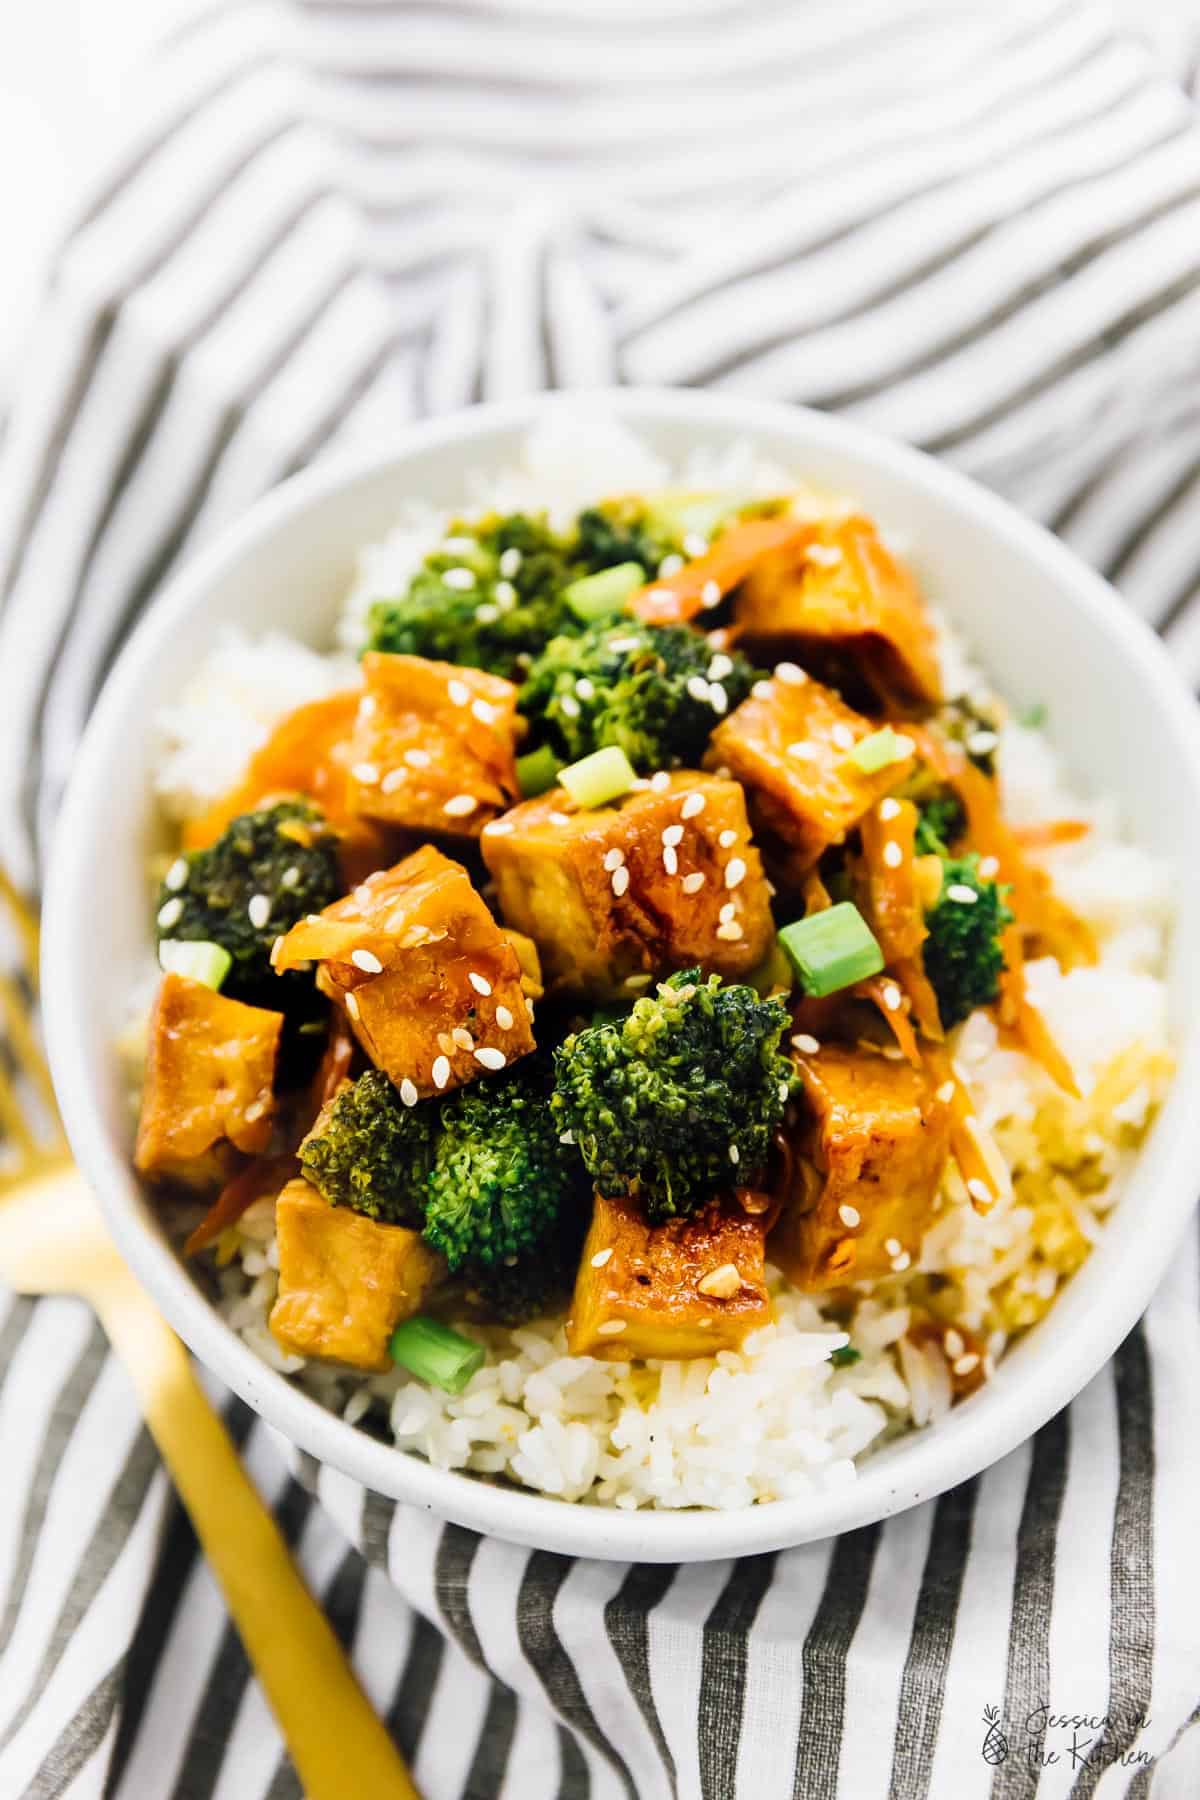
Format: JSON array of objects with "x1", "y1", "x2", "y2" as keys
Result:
[{"x1": 43, "y1": 395, "x2": 1200, "y2": 1554}]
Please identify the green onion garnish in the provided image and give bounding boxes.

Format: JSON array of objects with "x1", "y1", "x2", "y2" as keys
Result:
[
  {"x1": 847, "y1": 726, "x2": 913, "y2": 774},
  {"x1": 563, "y1": 562, "x2": 645, "y2": 622},
  {"x1": 516, "y1": 744, "x2": 562, "y2": 798},
  {"x1": 559, "y1": 745, "x2": 637, "y2": 810},
  {"x1": 158, "y1": 939, "x2": 233, "y2": 990},
  {"x1": 647, "y1": 493, "x2": 735, "y2": 544},
  {"x1": 778, "y1": 903, "x2": 884, "y2": 997},
  {"x1": 389, "y1": 1316, "x2": 485, "y2": 1394},
  {"x1": 829, "y1": 1344, "x2": 861, "y2": 1368}
]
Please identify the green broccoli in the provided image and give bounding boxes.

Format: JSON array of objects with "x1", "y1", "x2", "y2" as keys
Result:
[
  {"x1": 156, "y1": 800, "x2": 340, "y2": 1016},
  {"x1": 299, "y1": 1070, "x2": 435, "y2": 1226},
  {"x1": 574, "y1": 504, "x2": 677, "y2": 578},
  {"x1": 551, "y1": 969, "x2": 795, "y2": 1223},
  {"x1": 914, "y1": 789, "x2": 966, "y2": 857},
  {"x1": 518, "y1": 619, "x2": 757, "y2": 773},
  {"x1": 922, "y1": 855, "x2": 1013, "y2": 1029},
  {"x1": 365, "y1": 513, "x2": 580, "y2": 680}
]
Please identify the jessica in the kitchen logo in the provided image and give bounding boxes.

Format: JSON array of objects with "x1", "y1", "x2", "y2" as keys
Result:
[{"x1": 980, "y1": 1703, "x2": 1154, "y2": 1772}]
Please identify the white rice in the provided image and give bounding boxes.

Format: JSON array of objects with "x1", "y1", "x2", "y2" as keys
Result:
[{"x1": 152, "y1": 418, "x2": 1175, "y2": 1511}]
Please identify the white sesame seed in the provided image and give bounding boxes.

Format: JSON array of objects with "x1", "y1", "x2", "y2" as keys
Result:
[
  {"x1": 979, "y1": 855, "x2": 1000, "y2": 878},
  {"x1": 549, "y1": 811, "x2": 571, "y2": 826},
  {"x1": 882, "y1": 840, "x2": 903, "y2": 869},
  {"x1": 443, "y1": 567, "x2": 475, "y2": 591},
  {"x1": 607, "y1": 636, "x2": 642, "y2": 654},
  {"x1": 443, "y1": 794, "x2": 478, "y2": 817},
  {"x1": 493, "y1": 580, "x2": 517, "y2": 608},
  {"x1": 248, "y1": 894, "x2": 271, "y2": 929},
  {"x1": 495, "y1": 1005, "x2": 514, "y2": 1030},
  {"x1": 559, "y1": 1129, "x2": 575, "y2": 1145},
  {"x1": 650, "y1": 771, "x2": 671, "y2": 792},
  {"x1": 879, "y1": 798, "x2": 902, "y2": 821},
  {"x1": 474, "y1": 603, "x2": 500, "y2": 625},
  {"x1": 700, "y1": 579, "x2": 722, "y2": 610},
  {"x1": 156, "y1": 896, "x2": 184, "y2": 930},
  {"x1": 164, "y1": 858, "x2": 188, "y2": 892},
  {"x1": 345, "y1": 991, "x2": 360, "y2": 1020},
  {"x1": 381, "y1": 769, "x2": 407, "y2": 795},
  {"x1": 611, "y1": 866, "x2": 630, "y2": 897},
  {"x1": 708, "y1": 653, "x2": 734, "y2": 681},
  {"x1": 805, "y1": 542, "x2": 843, "y2": 567},
  {"x1": 838, "y1": 1204, "x2": 861, "y2": 1227},
  {"x1": 775, "y1": 661, "x2": 807, "y2": 685},
  {"x1": 792, "y1": 1033, "x2": 820, "y2": 1054},
  {"x1": 280, "y1": 865, "x2": 301, "y2": 890},
  {"x1": 468, "y1": 971, "x2": 492, "y2": 996},
  {"x1": 432, "y1": 1055, "x2": 451, "y2": 1090},
  {"x1": 659, "y1": 553, "x2": 685, "y2": 578},
  {"x1": 831, "y1": 723, "x2": 855, "y2": 750},
  {"x1": 786, "y1": 741, "x2": 816, "y2": 761},
  {"x1": 597, "y1": 1320, "x2": 627, "y2": 1336},
  {"x1": 709, "y1": 682, "x2": 729, "y2": 714},
  {"x1": 884, "y1": 1238, "x2": 902, "y2": 1257},
  {"x1": 778, "y1": 1080, "x2": 790, "y2": 1102},
  {"x1": 751, "y1": 679, "x2": 774, "y2": 700},
  {"x1": 697, "y1": 1263, "x2": 742, "y2": 1298},
  {"x1": 891, "y1": 1251, "x2": 912, "y2": 1272},
  {"x1": 718, "y1": 828, "x2": 737, "y2": 849},
  {"x1": 471, "y1": 698, "x2": 499, "y2": 725},
  {"x1": 662, "y1": 846, "x2": 678, "y2": 875},
  {"x1": 967, "y1": 730, "x2": 998, "y2": 756},
  {"x1": 452, "y1": 1027, "x2": 475, "y2": 1051},
  {"x1": 399, "y1": 1077, "x2": 419, "y2": 1107},
  {"x1": 443, "y1": 535, "x2": 476, "y2": 555},
  {"x1": 729, "y1": 1144, "x2": 740, "y2": 1164},
  {"x1": 359, "y1": 695, "x2": 377, "y2": 718},
  {"x1": 560, "y1": 693, "x2": 581, "y2": 719},
  {"x1": 684, "y1": 532, "x2": 710, "y2": 558},
  {"x1": 936, "y1": 1081, "x2": 956, "y2": 1104},
  {"x1": 591, "y1": 1247, "x2": 614, "y2": 1269},
  {"x1": 725, "y1": 858, "x2": 746, "y2": 889},
  {"x1": 484, "y1": 819, "x2": 513, "y2": 835},
  {"x1": 686, "y1": 675, "x2": 711, "y2": 703},
  {"x1": 642, "y1": 588, "x2": 674, "y2": 608},
  {"x1": 662, "y1": 825, "x2": 684, "y2": 847},
  {"x1": 680, "y1": 792, "x2": 706, "y2": 819},
  {"x1": 474, "y1": 1047, "x2": 506, "y2": 1071},
  {"x1": 953, "y1": 1352, "x2": 980, "y2": 1376},
  {"x1": 882, "y1": 983, "x2": 902, "y2": 1012},
  {"x1": 447, "y1": 679, "x2": 471, "y2": 707},
  {"x1": 716, "y1": 920, "x2": 744, "y2": 941},
  {"x1": 946, "y1": 883, "x2": 978, "y2": 905},
  {"x1": 405, "y1": 747, "x2": 432, "y2": 768},
  {"x1": 719, "y1": 901, "x2": 736, "y2": 923},
  {"x1": 682, "y1": 872, "x2": 706, "y2": 894},
  {"x1": 575, "y1": 678, "x2": 595, "y2": 701},
  {"x1": 351, "y1": 948, "x2": 383, "y2": 975},
  {"x1": 499, "y1": 546, "x2": 522, "y2": 578},
  {"x1": 967, "y1": 1177, "x2": 993, "y2": 1206},
  {"x1": 603, "y1": 848, "x2": 625, "y2": 872},
  {"x1": 944, "y1": 1328, "x2": 965, "y2": 1358}
]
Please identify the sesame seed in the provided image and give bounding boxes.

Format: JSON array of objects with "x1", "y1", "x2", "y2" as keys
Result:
[
  {"x1": 686, "y1": 675, "x2": 711, "y2": 703},
  {"x1": 381, "y1": 769, "x2": 406, "y2": 794},
  {"x1": 452, "y1": 1026, "x2": 474, "y2": 1051},
  {"x1": 575, "y1": 677, "x2": 595, "y2": 700},
  {"x1": 248, "y1": 894, "x2": 271, "y2": 929},
  {"x1": 484, "y1": 819, "x2": 513, "y2": 835},
  {"x1": 662, "y1": 824, "x2": 684, "y2": 847},
  {"x1": 468, "y1": 971, "x2": 492, "y2": 996},
  {"x1": 728, "y1": 1143, "x2": 741, "y2": 1165},
  {"x1": 603, "y1": 848, "x2": 625, "y2": 872},
  {"x1": 700, "y1": 578, "x2": 723, "y2": 609},
  {"x1": 838, "y1": 1204, "x2": 861, "y2": 1227},
  {"x1": 882, "y1": 983, "x2": 902, "y2": 1012},
  {"x1": 716, "y1": 920, "x2": 744, "y2": 941},
  {"x1": 775, "y1": 661, "x2": 807, "y2": 685},
  {"x1": 708, "y1": 653, "x2": 734, "y2": 681},
  {"x1": 164, "y1": 858, "x2": 188, "y2": 892},
  {"x1": 779, "y1": 1080, "x2": 790, "y2": 1102},
  {"x1": 885, "y1": 1237, "x2": 901, "y2": 1256},
  {"x1": 280, "y1": 865, "x2": 301, "y2": 890},
  {"x1": 719, "y1": 901, "x2": 736, "y2": 923},
  {"x1": 591, "y1": 1247, "x2": 614, "y2": 1268},
  {"x1": 718, "y1": 828, "x2": 737, "y2": 848},
  {"x1": 596, "y1": 1319, "x2": 627, "y2": 1336},
  {"x1": 559, "y1": 1129, "x2": 575, "y2": 1145},
  {"x1": 493, "y1": 580, "x2": 517, "y2": 607},
  {"x1": 496, "y1": 1004, "x2": 514, "y2": 1030},
  {"x1": 611, "y1": 866, "x2": 630, "y2": 897},
  {"x1": 663, "y1": 846, "x2": 679, "y2": 875},
  {"x1": 878, "y1": 797, "x2": 902, "y2": 821},
  {"x1": 560, "y1": 694, "x2": 581, "y2": 719},
  {"x1": 499, "y1": 546, "x2": 522, "y2": 578},
  {"x1": 697, "y1": 1263, "x2": 742, "y2": 1298},
  {"x1": 680, "y1": 792, "x2": 706, "y2": 819},
  {"x1": 953, "y1": 1352, "x2": 980, "y2": 1376},
  {"x1": 792, "y1": 1033, "x2": 820, "y2": 1054},
  {"x1": 443, "y1": 794, "x2": 478, "y2": 817},
  {"x1": 659, "y1": 553, "x2": 685, "y2": 577},
  {"x1": 345, "y1": 991, "x2": 360, "y2": 1019},
  {"x1": 966, "y1": 1177, "x2": 993, "y2": 1206},
  {"x1": 882, "y1": 840, "x2": 903, "y2": 869},
  {"x1": 684, "y1": 532, "x2": 710, "y2": 558},
  {"x1": 751, "y1": 679, "x2": 774, "y2": 699},
  {"x1": 708, "y1": 682, "x2": 728, "y2": 714},
  {"x1": 156, "y1": 897, "x2": 184, "y2": 930},
  {"x1": 351, "y1": 948, "x2": 383, "y2": 974},
  {"x1": 978, "y1": 855, "x2": 1000, "y2": 878},
  {"x1": 936, "y1": 1080, "x2": 956, "y2": 1104},
  {"x1": 891, "y1": 1251, "x2": 912, "y2": 1272},
  {"x1": 443, "y1": 535, "x2": 476, "y2": 554},
  {"x1": 399, "y1": 1077, "x2": 419, "y2": 1106},
  {"x1": 475, "y1": 1047, "x2": 506, "y2": 1071},
  {"x1": 443, "y1": 567, "x2": 475, "y2": 591},
  {"x1": 359, "y1": 695, "x2": 377, "y2": 718},
  {"x1": 642, "y1": 588, "x2": 674, "y2": 608},
  {"x1": 831, "y1": 724, "x2": 855, "y2": 750},
  {"x1": 474, "y1": 603, "x2": 500, "y2": 625},
  {"x1": 471, "y1": 698, "x2": 499, "y2": 725},
  {"x1": 448, "y1": 679, "x2": 471, "y2": 707},
  {"x1": 967, "y1": 730, "x2": 998, "y2": 756},
  {"x1": 607, "y1": 635, "x2": 642, "y2": 654},
  {"x1": 943, "y1": 1328, "x2": 965, "y2": 1358},
  {"x1": 682, "y1": 872, "x2": 706, "y2": 894},
  {"x1": 432, "y1": 1055, "x2": 451, "y2": 1089},
  {"x1": 725, "y1": 858, "x2": 746, "y2": 889},
  {"x1": 405, "y1": 747, "x2": 432, "y2": 768},
  {"x1": 805, "y1": 542, "x2": 843, "y2": 567},
  {"x1": 946, "y1": 883, "x2": 978, "y2": 904},
  {"x1": 549, "y1": 811, "x2": 570, "y2": 826}
]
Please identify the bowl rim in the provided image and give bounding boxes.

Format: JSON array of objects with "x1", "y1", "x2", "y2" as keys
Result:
[{"x1": 41, "y1": 387, "x2": 1200, "y2": 1561}]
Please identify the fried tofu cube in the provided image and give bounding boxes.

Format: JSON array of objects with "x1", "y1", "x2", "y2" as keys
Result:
[
  {"x1": 480, "y1": 771, "x2": 774, "y2": 999},
  {"x1": 135, "y1": 974, "x2": 282, "y2": 1188},
  {"x1": 733, "y1": 514, "x2": 942, "y2": 709},
  {"x1": 345, "y1": 653, "x2": 519, "y2": 836},
  {"x1": 770, "y1": 1044, "x2": 950, "y2": 1291},
  {"x1": 568, "y1": 1192, "x2": 773, "y2": 1359},
  {"x1": 706, "y1": 672, "x2": 915, "y2": 882},
  {"x1": 269, "y1": 1179, "x2": 442, "y2": 1370},
  {"x1": 273, "y1": 844, "x2": 534, "y2": 1097}
]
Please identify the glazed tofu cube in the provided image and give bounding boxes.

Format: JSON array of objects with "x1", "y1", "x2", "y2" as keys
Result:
[
  {"x1": 770, "y1": 1044, "x2": 950, "y2": 1291},
  {"x1": 733, "y1": 514, "x2": 942, "y2": 709},
  {"x1": 480, "y1": 771, "x2": 774, "y2": 999},
  {"x1": 269, "y1": 1179, "x2": 442, "y2": 1370},
  {"x1": 568, "y1": 1192, "x2": 772, "y2": 1359},
  {"x1": 706, "y1": 672, "x2": 915, "y2": 882},
  {"x1": 135, "y1": 973, "x2": 282, "y2": 1188},
  {"x1": 272, "y1": 844, "x2": 534, "y2": 1097},
  {"x1": 345, "y1": 653, "x2": 519, "y2": 836}
]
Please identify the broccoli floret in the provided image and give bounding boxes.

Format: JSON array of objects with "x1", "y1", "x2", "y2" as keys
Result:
[
  {"x1": 551, "y1": 969, "x2": 795, "y2": 1223},
  {"x1": 922, "y1": 855, "x2": 1013, "y2": 1029},
  {"x1": 914, "y1": 790, "x2": 966, "y2": 856},
  {"x1": 365, "y1": 513, "x2": 580, "y2": 679},
  {"x1": 157, "y1": 800, "x2": 340, "y2": 1016},
  {"x1": 519, "y1": 619, "x2": 757, "y2": 772},
  {"x1": 300, "y1": 1070, "x2": 435, "y2": 1226},
  {"x1": 574, "y1": 504, "x2": 677, "y2": 578},
  {"x1": 422, "y1": 1059, "x2": 585, "y2": 1276}
]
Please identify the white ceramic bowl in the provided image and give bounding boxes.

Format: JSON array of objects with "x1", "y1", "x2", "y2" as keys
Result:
[{"x1": 42, "y1": 390, "x2": 1200, "y2": 1562}]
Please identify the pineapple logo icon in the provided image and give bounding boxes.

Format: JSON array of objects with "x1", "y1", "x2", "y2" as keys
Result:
[{"x1": 981, "y1": 1706, "x2": 1009, "y2": 1765}]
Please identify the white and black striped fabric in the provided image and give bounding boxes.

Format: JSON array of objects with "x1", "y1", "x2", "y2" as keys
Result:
[{"x1": 3, "y1": 2, "x2": 1200, "y2": 1794}]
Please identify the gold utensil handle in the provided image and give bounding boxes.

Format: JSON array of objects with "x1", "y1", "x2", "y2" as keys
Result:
[{"x1": 94, "y1": 1260, "x2": 418, "y2": 1800}]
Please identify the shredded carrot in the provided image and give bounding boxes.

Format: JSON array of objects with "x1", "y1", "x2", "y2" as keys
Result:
[
  {"x1": 184, "y1": 1152, "x2": 298, "y2": 1258},
  {"x1": 1011, "y1": 819, "x2": 1091, "y2": 849},
  {"x1": 628, "y1": 515, "x2": 813, "y2": 625},
  {"x1": 854, "y1": 796, "x2": 944, "y2": 1039},
  {"x1": 182, "y1": 689, "x2": 362, "y2": 850},
  {"x1": 858, "y1": 975, "x2": 923, "y2": 1065},
  {"x1": 921, "y1": 1046, "x2": 1004, "y2": 1210}
]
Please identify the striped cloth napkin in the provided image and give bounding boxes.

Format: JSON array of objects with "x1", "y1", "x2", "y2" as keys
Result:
[{"x1": 2, "y1": 2, "x2": 1200, "y2": 1795}]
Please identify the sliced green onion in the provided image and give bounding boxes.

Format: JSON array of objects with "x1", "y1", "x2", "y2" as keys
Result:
[
  {"x1": 516, "y1": 744, "x2": 563, "y2": 798},
  {"x1": 778, "y1": 903, "x2": 884, "y2": 998},
  {"x1": 847, "y1": 726, "x2": 913, "y2": 774},
  {"x1": 559, "y1": 745, "x2": 637, "y2": 810},
  {"x1": 158, "y1": 939, "x2": 232, "y2": 990},
  {"x1": 647, "y1": 492, "x2": 736, "y2": 544},
  {"x1": 829, "y1": 1344, "x2": 862, "y2": 1368},
  {"x1": 389, "y1": 1316, "x2": 485, "y2": 1394},
  {"x1": 563, "y1": 562, "x2": 645, "y2": 622}
]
